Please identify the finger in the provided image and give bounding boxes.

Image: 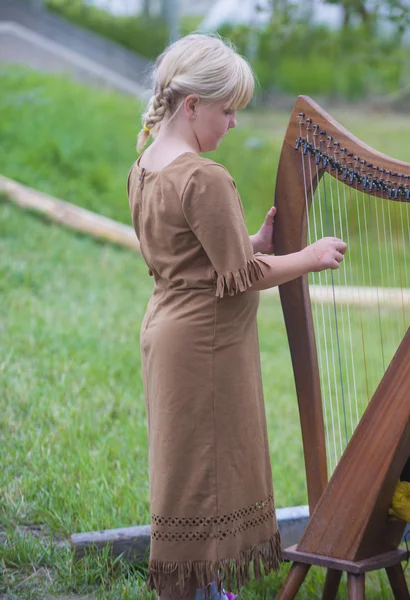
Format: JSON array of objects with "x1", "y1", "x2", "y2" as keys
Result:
[
  {"x1": 334, "y1": 251, "x2": 344, "y2": 262},
  {"x1": 265, "y1": 206, "x2": 276, "y2": 224}
]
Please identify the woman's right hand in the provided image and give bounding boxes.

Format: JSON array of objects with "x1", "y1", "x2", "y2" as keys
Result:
[{"x1": 302, "y1": 237, "x2": 347, "y2": 272}]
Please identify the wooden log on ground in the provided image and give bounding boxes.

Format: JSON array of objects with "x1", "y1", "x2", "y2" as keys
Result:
[{"x1": 0, "y1": 175, "x2": 139, "y2": 252}]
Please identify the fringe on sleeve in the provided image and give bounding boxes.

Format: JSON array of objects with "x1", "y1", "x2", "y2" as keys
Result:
[{"x1": 215, "y1": 253, "x2": 271, "y2": 298}]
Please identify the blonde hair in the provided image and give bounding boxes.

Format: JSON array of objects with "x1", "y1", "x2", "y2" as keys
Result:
[{"x1": 136, "y1": 34, "x2": 255, "y2": 152}]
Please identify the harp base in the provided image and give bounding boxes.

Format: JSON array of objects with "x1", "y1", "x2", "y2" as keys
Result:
[
  {"x1": 283, "y1": 544, "x2": 408, "y2": 573},
  {"x1": 278, "y1": 545, "x2": 410, "y2": 600}
]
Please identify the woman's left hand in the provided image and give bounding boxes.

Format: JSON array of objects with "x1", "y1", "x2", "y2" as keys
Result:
[{"x1": 250, "y1": 206, "x2": 277, "y2": 254}]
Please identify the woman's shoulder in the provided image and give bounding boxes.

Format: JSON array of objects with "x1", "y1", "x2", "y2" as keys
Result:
[
  {"x1": 127, "y1": 152, "x2": 235, "y2": 197},
  {"x1": 179, "y1": 153, "x2": 234, "y2": 186},
  {"x1": 183, "y1": 153, "x2": 229, "y2": 173}
]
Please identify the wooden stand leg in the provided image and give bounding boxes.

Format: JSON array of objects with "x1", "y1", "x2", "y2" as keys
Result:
[
  {"x1": 386, "y1": 564, "x2": 410, "y2": 600},
  {"x1": 277, "y1": 562, "x2": 310, "y2": 600},
  {"x1": 347, "y1": 573, "x2": 365, "y2": 600},
  {"x1": 322, "y1": 568, "x2": 343, "y2": 600}
]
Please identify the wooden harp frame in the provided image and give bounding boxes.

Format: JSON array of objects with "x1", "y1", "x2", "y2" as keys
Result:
[{"x1": 273, "y1": 96, "x2": 410, "y2": 600}]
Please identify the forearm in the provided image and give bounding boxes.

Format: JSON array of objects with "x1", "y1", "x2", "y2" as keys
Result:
[{"x1": 251, "y1": 251, "x2": 311, "y2": 291}]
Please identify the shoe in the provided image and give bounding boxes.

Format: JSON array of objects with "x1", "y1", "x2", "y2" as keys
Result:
[{"x1": 195, "y1": 582, "x2": 238, "y2": 600}]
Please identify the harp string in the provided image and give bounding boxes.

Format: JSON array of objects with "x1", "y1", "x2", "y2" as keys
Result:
[
  {"x1": 333, "y1": 171, "x2": 357, "y2": 439},
  {"x1": 320, "y1": 166, "x2": 344, "y2": 462},
  {"x1": 394, "y1": 200, "x2": 407, "y2": 330},
  {"x1": 373, "y1": 191, "x2": 387, "y2": 372},
  {"x1": 365, "y1": 191, "x2": 385, "y2": 383},
  {"x1": 325, "y1": 166, "x2": 348, "y2": 447},
  {"x1": 304, "y1": 127, "x2": 333, "y2": 471},
  {"x1": 340, "y1": 182, "x2": 360, "y2": 430},
  {"x1": 307, "y1": 127, "x2": 338, "y2": 471},
  {"x1": 400, "y1": 200, "x2": 409, "y2": 326},
  {"x1": 379, "y1": 187, "x2": 398, "y2": 367},
  {"x1": 386, "y1": 193, "x2": 401, "y2": 344},
  {"x1": 354, "y1": 184, "x2": 371, "y2": 402}
]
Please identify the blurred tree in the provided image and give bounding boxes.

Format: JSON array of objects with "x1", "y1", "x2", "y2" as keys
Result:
[
  {"x1": 161, "y1": 0, "x2": 180, "y2": 42},
  {"x1": 378, "y1": 0, "x2": 410, "y2": 39},
  {"x1": 142, "y1": 0, "x2": 151, "y2": 18},
  {"x1": 324, "y1": 0, "x2": 372, "y2": 27},
  {"x1": 325, "y1": 0, "x2": 410, "y2": 36}
]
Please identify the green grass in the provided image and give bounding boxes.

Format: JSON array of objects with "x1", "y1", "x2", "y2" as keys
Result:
[
  {"x1": 1, "y1": 200, "x2": 409, "y2": 599},
  {"x1": 1, "y1": 67, "x2": 410, "y2": 598},
  {"x1": 0, "y1": 65, "x2": 282, "y2": 234}
]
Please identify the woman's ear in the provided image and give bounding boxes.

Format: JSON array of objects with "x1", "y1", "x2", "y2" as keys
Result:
[{"x1": 184, "y1": 95, "x2": 200, "y2": 121}]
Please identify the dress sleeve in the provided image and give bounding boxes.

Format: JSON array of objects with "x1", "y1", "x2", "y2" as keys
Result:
[{"x1": 181, "y1": 164, "x2": 270, "y2": 298}]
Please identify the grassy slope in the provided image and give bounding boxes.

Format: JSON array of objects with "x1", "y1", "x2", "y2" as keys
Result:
[
  {"x1": 0, "y1": 65, "x2": 281, "y2": 233},
  {"x1": 1, "y1": 201, "x2": 405, "y2": 600},
  {"x1": 1, "y1": 67, "x2": 409, "y2": 598}
]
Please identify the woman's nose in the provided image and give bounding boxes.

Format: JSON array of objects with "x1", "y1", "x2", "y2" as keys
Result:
[{"x1": 229, "y1": 113, "x2": 237, "y2": 129}]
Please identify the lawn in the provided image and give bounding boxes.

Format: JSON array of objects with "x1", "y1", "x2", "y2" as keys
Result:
[
  {"x1": 1, "y1": 200, "x2": 408, "y2": 599},
  {"x1": 1, "y1": 66, "x2": 409, "y2": 599}
]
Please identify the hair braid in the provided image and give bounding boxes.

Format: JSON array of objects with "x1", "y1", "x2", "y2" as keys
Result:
[{"x1": 136, "y1": 86, "x2": 174, "y2": 153}]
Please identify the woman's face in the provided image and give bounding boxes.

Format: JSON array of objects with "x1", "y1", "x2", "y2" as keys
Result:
[{"x1": 188, "y1": 98, "x2": 237, "y2": 153}]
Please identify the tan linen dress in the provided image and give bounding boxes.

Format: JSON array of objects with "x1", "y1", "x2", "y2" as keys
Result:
[{"x1": 127, "y1": 152, "x2": 281, "y2": 596}]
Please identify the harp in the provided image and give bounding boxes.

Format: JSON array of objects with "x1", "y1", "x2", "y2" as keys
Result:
[{"x1": 274, "y1": 96, "x2": 410, "y2": 600}]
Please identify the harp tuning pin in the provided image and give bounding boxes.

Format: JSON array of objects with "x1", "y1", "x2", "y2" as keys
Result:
[
  {"x1": 320, "y1": 130, "x2": 326, "y2": 136},
  {"x1": 388, "y1": 187, "x2": 393, "y2": 199},
  {"x1": 303, "y1": 140, "x2": 309, "y2": 155},
  {"x1": 406, "y1": 188, "x2": 410, "y2": 201},
  {"x1": 316, "y1": 152, "x2": 322, "y2": 165},
  {"x1": 369, "y1": 178, "x2": 374, "y2": 191},
  {"x1": 306, "y1": 118, "x2": 312, "y2": 123},
  {"x1": 362, "y1": 176, "x2": 368, "y2": 189},
  {"x1": 349, "y1": 171, "x2": 356, "y2": 185},
  {"x1": 343, "y1": 167, "x2": 349, "y2": 181},
  {"x1": 322, "y1": 156, "x2": 329, "y2": 168},
  {"x1": 313, "y1": 124, "x2": 319, "y2": 135},
  {"x1": 295, "y1": 137, "x2": 302, "y2": 150},
  {"x1": 394, "y1": 187, "x2": 400, "y2": 199}
]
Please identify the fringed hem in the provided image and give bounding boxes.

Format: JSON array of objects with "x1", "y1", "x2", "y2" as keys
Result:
[
  {"x1": 215, "y1": 254, "x2": 269, "y2": 298},
  {"x1": 147, "y1": 531, "x2": 282, "y2": 597}
]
